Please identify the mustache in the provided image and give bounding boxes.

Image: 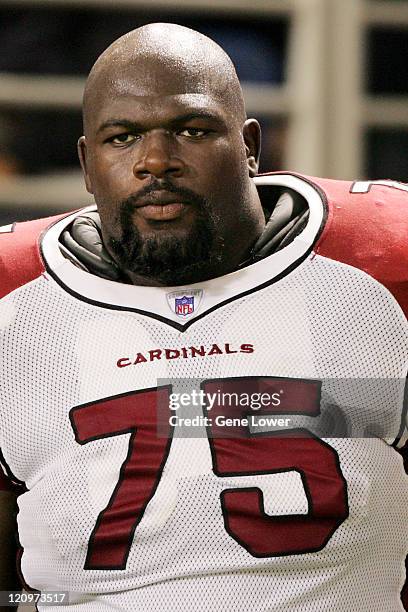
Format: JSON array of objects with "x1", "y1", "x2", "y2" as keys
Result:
[{"x1": 120, "y1": 180, "x2": 208, "y2": 210}]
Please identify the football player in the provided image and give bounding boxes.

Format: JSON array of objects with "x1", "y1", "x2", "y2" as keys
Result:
[{"x1": 0, "y1": 23, "x2": 407, "y2": 611}]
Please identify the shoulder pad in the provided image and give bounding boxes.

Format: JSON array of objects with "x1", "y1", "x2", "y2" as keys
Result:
[
  {"x1": 308, "y1": 176, "x2": 408, "y2": 317},
  {"x1": 0, "y1": 211, "x2": 75, "y2": 299}
]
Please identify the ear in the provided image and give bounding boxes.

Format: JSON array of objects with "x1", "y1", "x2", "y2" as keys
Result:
[
  {"x1": 77, "y1": 136, "x2": 94, "y2": 194},
  {"x1": 243, "y1": 118, "x2": 261, "y2": 177}
]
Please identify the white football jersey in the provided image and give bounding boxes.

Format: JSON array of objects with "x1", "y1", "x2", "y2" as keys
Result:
[{"x1": 0, "y1": 173, "x2": 407, "y2": 611}]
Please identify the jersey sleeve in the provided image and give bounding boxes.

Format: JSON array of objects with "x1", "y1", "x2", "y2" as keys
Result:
[{"x1": 0, "y1": 213, "x2": 77, "y2": 494}]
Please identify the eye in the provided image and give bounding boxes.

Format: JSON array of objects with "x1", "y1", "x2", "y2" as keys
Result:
[
  {"x1": 109, "y1": 133, "x2": 139, "y2": 145},
  {"x1": 178, "y1": 128, "x2": 209, "y2": 138}
]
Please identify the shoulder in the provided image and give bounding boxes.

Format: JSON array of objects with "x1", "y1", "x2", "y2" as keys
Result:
[
  {"x1": 313, "y1": 176, "x2": 408, "y2": 315},
  {"x1": 263, "y1": 173, "x2": 408, "y2": 316},
  {"x1": 0, "y1": 210, "x2": 77, "y2": 299},
  {"x1": 299, "y1": 175, "x2": 408, "y2": 267}
]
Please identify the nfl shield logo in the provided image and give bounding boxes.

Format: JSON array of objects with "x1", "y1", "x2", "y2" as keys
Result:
[
  {"x1": 166, "y1": 289, "x2": 203, "y2": 318},
  {"x1": 175, "y1": 296, "x2": 194, "y2": 316}
]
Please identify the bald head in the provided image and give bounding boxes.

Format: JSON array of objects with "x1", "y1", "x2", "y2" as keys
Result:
[
  {"x1": 83, "y1": 23, "x2": 246, "y2": 134},
  {"x1": 78, "y1": 22, "x2": 263, "y2": 286}
]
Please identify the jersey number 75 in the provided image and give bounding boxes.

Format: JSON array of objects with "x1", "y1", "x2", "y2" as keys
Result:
[{"x1": 70, "y1": 376, "x2": 349, "y2": 570}]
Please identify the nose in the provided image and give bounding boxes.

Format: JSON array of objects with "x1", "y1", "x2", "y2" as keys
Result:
[{"x1": 133, "y1": 131, "x2": 185, "y2": 180}]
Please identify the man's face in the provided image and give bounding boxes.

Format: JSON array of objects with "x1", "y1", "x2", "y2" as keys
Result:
[{"x1": 79, "y1": 62, "x2": 260, "y2": 285}]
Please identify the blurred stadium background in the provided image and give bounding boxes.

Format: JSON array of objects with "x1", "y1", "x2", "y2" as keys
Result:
[{"x1": 0, "y1": 0, "x2": 407, "y2": 221}]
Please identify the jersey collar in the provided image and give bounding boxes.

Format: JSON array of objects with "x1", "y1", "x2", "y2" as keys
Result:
[{"x1": 40, "y1": 173, "x2": 325, "y2": 331}]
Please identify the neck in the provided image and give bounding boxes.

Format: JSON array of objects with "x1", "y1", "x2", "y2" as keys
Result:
[{"x1": 123, "y1": 252, "x2": 252, "y2": 287}]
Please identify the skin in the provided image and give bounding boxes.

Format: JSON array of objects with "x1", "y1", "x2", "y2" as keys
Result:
[
  {"x1": 0, "y1": 490, "x2": 20, "y2": 601},
  {"x1": 78, "y1": 23, "x2": 265, "y2": 286}
]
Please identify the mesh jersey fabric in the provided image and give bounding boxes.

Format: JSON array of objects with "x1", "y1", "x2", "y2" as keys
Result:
[{"x1": 0, "y1": 173, "x2": 407, "y2": 611}]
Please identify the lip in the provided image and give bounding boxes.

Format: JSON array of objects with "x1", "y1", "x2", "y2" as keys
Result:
[
  {"x1": 135, "y1": 191, "x2": 190, "y2": 207},
  {"x1": 136, "y1": 202, "x2": 188, "y2": 221}
]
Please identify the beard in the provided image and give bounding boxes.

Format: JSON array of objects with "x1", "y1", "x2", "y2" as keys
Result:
[{"x1": 108, "y1": 181, "x2": 224, "y2": 286}]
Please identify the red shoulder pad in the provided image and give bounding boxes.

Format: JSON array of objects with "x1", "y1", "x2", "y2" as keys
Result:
[
  {"x1": 0, "y1": 211, "x2": 74, "y2": 299},
  {"x1": 309, "y1": 177, "x2": 408, "y2": 318}
]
